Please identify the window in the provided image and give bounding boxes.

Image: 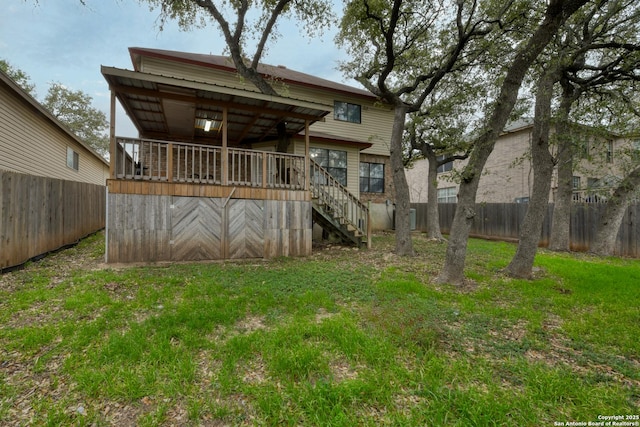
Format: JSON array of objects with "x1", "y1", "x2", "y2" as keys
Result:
[
  {"x1": 572, "y1": 176, "x2": 581, "y2": 190},
  {"x1": 515, "y1": 197, "x2": 529, "y2": 203},
  {"x1": 310, "y1": 148, "x2": 347, "y2": 186},
  {"x1": 66, "y1": 147, "x2": 79, "y2": 171},
  {"x1": 360, "y1": 162, "x2": 385, "y2": 193},
  {"x1": 606, "y1": 141, "x2": 613, "y2": 163},
  {"x1": 437, "y1": 187, "x2": 457, "y2": 203},
  {"x1": 436, "y1": 154, "x2": 453, "y2": 173},
  {"x1": 633, "y1": 139, "x2": 640, "y2": 161},
  {"x1": 334, "y1": 101, "x2": 361, "y2": 124}
]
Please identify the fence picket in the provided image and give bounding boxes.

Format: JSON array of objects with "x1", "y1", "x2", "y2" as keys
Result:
[
  {"x1": 411, "y1": 202, "x2": 640, "y2": 257},
  {"x1": 1, "y1": 170, "x2": 106, "y2": 270}
]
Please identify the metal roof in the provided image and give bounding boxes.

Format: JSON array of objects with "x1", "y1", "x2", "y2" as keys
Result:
[{"x1": 101, "y1": 66, "x2": 331, "y2": 145}]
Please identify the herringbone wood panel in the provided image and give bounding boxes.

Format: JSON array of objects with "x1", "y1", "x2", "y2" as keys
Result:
[
  {"x1": 171, "y1": 197, "x2": 223, "y2": 261},
  {"x1": 228, "y1": 200, "x2": 264, "y2": 259}
]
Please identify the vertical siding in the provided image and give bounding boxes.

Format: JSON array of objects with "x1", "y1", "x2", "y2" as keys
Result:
[
  {"x1": 412, "y1": 202, "x2": 640, "y2": 257},
  {"x1": 0, "y1": 170, "x2": 106, "y2": 270},
  {"x1": 0, "y1": 82, "x2": 109, "y2": 186}
]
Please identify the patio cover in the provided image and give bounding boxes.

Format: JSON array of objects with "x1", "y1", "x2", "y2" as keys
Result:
[{"x1": 101, "y1": 66, "x2": 331, "y2": 145}]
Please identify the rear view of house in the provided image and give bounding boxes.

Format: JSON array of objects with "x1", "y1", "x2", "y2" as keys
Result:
[{"x1": 103, "y1": 48, "x2": 394, "y2": 263}]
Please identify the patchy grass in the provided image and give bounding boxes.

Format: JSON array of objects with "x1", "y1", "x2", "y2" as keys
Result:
[{"x1": 0, "y1": 231, "x2": 638, "y2": 426}]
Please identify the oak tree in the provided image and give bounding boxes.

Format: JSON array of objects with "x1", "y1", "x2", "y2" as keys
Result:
[
  {"x1": 338, "y1": 0, "x2": 511, "y2": 256},
  {"x1": 437, "y1": 0, "x2": 589, "y2": 285}
]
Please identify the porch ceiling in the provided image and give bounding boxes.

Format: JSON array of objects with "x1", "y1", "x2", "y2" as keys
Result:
[{"x1": 101, "y1": 66, "x2": 331, "y2": 145}]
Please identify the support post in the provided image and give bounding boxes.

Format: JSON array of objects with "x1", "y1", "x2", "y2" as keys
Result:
[
  {"x1": 304, "y1": 120, "x2": 310, "y2": 191},
  {"x1": 222, "y1": 107, "x2": 228, "y2": 186},
  {"x1": 109, "y1": 88, "x2": 116, "y2": 179},
  {"x1": 167, "y1": 143, "x2": 174, "y2": 182},
  {"x1": 262, "y1": 153, "x2": 268, "y2": 188},
  {"x1": 367, "y1": 200, "x2": 372, "y2": 249}
]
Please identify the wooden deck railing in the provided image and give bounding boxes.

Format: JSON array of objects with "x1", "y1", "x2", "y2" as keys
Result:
[
  {"x1": 310, "y1": 159, "x2": 369, "y2": 242},
  {"x1": 114, "y1": 137, "x2": 306, "y2": 190},
  {"x1": 571, "y1": 189, "x2": 614, "y2": 204}
]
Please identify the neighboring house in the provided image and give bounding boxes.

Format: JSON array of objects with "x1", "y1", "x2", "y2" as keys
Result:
[
  {"x1": 0, "y1": 69, "x2": 110, "y2": 270},
  {"x1": 406, "y1": 119, "x2": 635, "y2": 204},
  {"x1": 0, "y1": 70, "x2": 110, "y2": 185},
  {"x1": 102, "y1": 47, "x2": 394, "y2": 263}
]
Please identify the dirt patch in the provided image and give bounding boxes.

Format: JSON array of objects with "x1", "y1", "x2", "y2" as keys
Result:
[{"x1": 235, "y1": 315, "x2": 268, "y2": 334}]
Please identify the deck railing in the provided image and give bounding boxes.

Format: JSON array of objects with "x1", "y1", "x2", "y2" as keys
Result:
[
  {"x1": 114, "y1": 137, "x2": 306, "y2": 190},
  {"x1": 571, "y1": 189, "x2": 613, "y2": 204},
  {"x1": 310, "y1": 159, "x2": 369, "y2": 241}
]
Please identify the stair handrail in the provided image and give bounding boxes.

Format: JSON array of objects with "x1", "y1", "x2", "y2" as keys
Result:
[{"x1": 309, "y1": 159, "x2": 370, "y2": 243}]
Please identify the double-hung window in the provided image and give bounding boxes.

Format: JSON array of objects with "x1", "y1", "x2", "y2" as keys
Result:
[
  {"x1": 66, "y1": 147, "x2": 79, "y2": 171},
  {"x1": 359, "y1": 162, "x2": 384, "y2": 193},
  {"x1": 436, "y1": 155, "x2": 453, "y2": 173},
  {"x1": 437, "y1": 187, "x2": 457, "y2": 203}
]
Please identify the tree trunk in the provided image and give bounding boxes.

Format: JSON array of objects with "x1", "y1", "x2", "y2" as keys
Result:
[
  {"x1": 426, "y1": 153, "x2": 445, "y2": 241},
  {"x1": 505, "y1": 70, "x2": 556, "y2": 278},
  {"x1": 590, "y1": 166, "x2": 640, "y2": 256},
  {"x1": 437, "y1": 0, "x2": 588, "y2": 285},
  {"x1": 548, "y1": 88, "x2": 575, "y2": 252},
  {"x1": 391, "y1": 104, "x2": 415, "y2": 256}
]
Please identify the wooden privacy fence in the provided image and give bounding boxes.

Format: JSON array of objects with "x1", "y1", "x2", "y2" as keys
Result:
[
  {"x1": 411, "y1": 202, "x2": 640, "y2": 258},
  {"x1": 1, "y1": 170, "x2": 106, "y2": 271}
]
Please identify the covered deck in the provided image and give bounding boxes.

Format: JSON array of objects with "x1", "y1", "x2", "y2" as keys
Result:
[
  {"x1": 109, "y1": 137, "x2": 309, "y2": 198},
  {"x1": 102, "y1": 66, "x2": 368, "y2": 263}
]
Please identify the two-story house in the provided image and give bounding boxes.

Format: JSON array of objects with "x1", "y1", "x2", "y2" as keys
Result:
[
  {"x1": 406, "y1": 119, "x2": 634, "y2": 204},
  {"x1": 102, "y1": 47, "x2": 394, "y2": 263}
]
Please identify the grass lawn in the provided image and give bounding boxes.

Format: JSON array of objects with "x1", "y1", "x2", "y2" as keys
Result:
[{"x1": 0, "y1": 231, "x2": 638, "y2": 426}]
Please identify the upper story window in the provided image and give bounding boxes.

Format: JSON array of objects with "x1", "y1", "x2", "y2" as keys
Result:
[
  {"x1": 436, "y1": 154, "x2": 453, "y2": 173},
  {"x1": 360, "y1": 162, "x2": 385, "y2": 193},
  {"x1": 633, "y1": 139, "x2": 640, "y2": 161},
  {"x1": 606, "y1": 141, "x2": 613, "y2": 163},
  {"x1": 334, "y1": 101, "x2": 361, "y2": 124},
  {"x1": 310, "y1": 148, "x2": 347, "y2": 186},
  {"x1": 67, "y1": 147, "x2": 79, "y2": 171}
]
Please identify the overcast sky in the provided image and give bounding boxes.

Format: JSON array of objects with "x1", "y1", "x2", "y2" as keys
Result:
[{"x1": 0, "y1": 0, "x2": 350, "y2": 136}]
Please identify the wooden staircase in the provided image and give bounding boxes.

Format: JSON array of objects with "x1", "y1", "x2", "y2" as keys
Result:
[{"x1": 309, "y1": 160, "x2": 370, "y2": 247}]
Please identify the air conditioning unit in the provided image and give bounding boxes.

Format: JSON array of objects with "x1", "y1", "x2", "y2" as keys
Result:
[{"x1": 393, "y1": 208, "x2": 417, "y2": 231}]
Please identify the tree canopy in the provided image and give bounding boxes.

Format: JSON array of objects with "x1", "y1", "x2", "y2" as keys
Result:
[
  {"x1": 337, "y1": 0, "x2": 518, "y2": 256},
  {"x1": 0, "y1": 59, "x2": 36, "y2": 96},
  {"x1": 43, "y1": 83, "x2": 110, "y2": 157}
]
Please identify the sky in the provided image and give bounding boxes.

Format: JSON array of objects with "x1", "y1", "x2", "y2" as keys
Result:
[{"x1": 0, "y1": 0, "x2": 351, "y2": 137}]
